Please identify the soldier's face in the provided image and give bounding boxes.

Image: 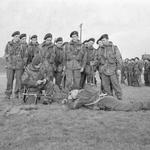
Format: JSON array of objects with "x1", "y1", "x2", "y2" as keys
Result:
[
  {"x1": 56, "y1": 41, "x2": 63, "y2": 47},
  {"x1": 88, "y1": 41, "x2": 94, "y2": 47},
  {"x1": 71, "y1": 35, "x2": 78, "y2": 42},
  {"x1": 98, "y1": 41, "x2": 103, "y2": 46},
  {"x1": 45, "y1": 38, "x2": 52, "y2": 44},
  {"x1": 102, "y1": 38, "x2": 109, "y2": 45},
  {"x1": 21, "y1": 37, "x2": 27, "y2": 43},
  {"x1": 31, "y1": 38, "x2": 37, "y2": 44},
  {"x1": 13, "y1": 35, "x2": 20, "y2": 42}
]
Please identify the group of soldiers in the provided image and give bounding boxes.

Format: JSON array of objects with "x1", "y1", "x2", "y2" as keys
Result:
[
  {"x1": 4, "y1": 30, "x2": 123, "y2": 102},
  {"x1": 121, "y1": 57, "x2": 150, "y2": 87}
]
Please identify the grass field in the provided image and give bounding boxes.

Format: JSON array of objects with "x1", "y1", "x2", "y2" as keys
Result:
[{"x1": 0, "y1": 74, "x2": 150, "y2": 150}]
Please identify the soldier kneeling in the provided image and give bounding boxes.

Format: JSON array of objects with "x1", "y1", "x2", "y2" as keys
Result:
[{"x1": 22, "y1": 55, "x2": 66, "y2": 104}]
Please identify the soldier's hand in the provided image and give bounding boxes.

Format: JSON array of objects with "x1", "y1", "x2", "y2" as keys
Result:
[
  {"x1": 117, "y1": 70, "x2": 121, "y2": 76},
  {"x1": 37, "y1": 80, "x2": 43, "y2": 85},
  {"x1": 80, "y1": 67, "x2": 84, "y2": 72},
  {"x1": 42, "y1": 79, "x2": 47, "y2": 84},
  {"x1": 63, "y1": 66, "x2": 66, "y2": 71}
]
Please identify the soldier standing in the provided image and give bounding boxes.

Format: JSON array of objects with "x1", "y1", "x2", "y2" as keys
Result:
[
  {"x1": 127, "y1": 59, "x2": 134, "y2": 86},
  {"x1": 133, "y1": 57, "x2": 142, "y2": 87},
  {"x1": 84, "y1": 38, "x2": 97, "y2": 84},
  {"x1": 121, "y1": 58, "x2": 129, "y2": 84},
  {"x1": 19, "y1": 33, "x2": 28, "y2": 69},
  {"x1": 144, "y1": 59, "x2": 150, "y2": 86},
  {"x1": 40, "y1": 33, "x2": 55, "y2": 82},
  {"x1": 53, "y1": 37, "x2": 64, "y2": 88},
  {"x1": 80, "y1": 40, "x2": 88, "y2": 89},
  {"x1": 63, "y1": 31, "x2": 85, "y2": 92},
  {"x1": 26, "y1": 35, "x2": 40, "y2": 65},
  {"x1": 96, "y1": 38, "x2": 105, "y2": 93},
  {"x1": 4, "y1": 31, "x2": 25, "y2": 99},
  {"x1": 97, "y1": 34, "x2": 122, "y2": 100}
]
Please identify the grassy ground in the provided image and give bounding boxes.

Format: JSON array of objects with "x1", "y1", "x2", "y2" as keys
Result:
[{"x1": 0, "y1": 74, "x2": 150, "y2": 150}]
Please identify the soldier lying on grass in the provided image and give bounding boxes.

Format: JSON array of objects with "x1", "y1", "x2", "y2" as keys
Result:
[{"x1": 63, "y1": 84, "x2": 150, "y2": 111}]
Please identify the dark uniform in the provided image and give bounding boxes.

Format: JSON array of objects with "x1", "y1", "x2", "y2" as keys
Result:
[
  {"x1": 20, "y1": 34, "x2": 28, "y2": 68},
  {"x1": 133, "y1": 61, "x2": 141, "y2": 87},
  {"x1": 66, "y1": 84, "x2": 150, "y2": 111},
  {"x1": 97, "y1": 36, "x2": 122, "y2": 100},
  {"x1": 80, "y1": 40, "x2": 88, "y2": 89},
  {"x1": 40, "y1": 34, "x2": 55, "y2": 81},
  {"x1": 84, "y1": 38, "x2": 97, "y2": 84},
  {"x1": 5, "y1": 31, "x2": 26, "y2": 99},
  {"x1": 121, "y1": 59, "x2": 128, "y2": 84},
  {"x1": 22, "y1": 55, "x2": 66, "y2": 103},
  {"x1": 26, "y1": 35, "x2": 40, "y2": 65},
  {"x1": 127, "y1": 61, "x2": 134, "y2": 86},
  {"x1": 144, "y1": 60, "x2": 150, "y2": 86},
  {"x1": 54, "y1": 37, "x2": 64, "y2": 88},
  {"x1": 63, "y1": 37, "x2": 85, "y2": 92}
]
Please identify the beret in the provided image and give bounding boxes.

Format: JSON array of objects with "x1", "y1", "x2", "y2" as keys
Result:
[
  {"x1": 20, "y1": 33, "x2": 26, "y2": 39},
  {"x1": 135, "y1": 57, "x2": 139, "y2": 60},
  {"x1": 55, "y1": 37, "x2": 63, "y2": 43},
  {"x1": 70, "y1": 31, "x2": 78, "y2": 37},
  {"x1": 44, "y1": 33, "x2": 52, "y2": 40},
  {"x1": 87, "y1": 38, "x2": 95, "y2": 42},
  {"x1": 99, "y1": 34, "x2": 109, "y2": 41},
  {"x1": 96, "y1": 38, "x2": 102, "y2": 44},
  {"x1": 82, "y1": 40, "x2": 88, "y2": 44},
  {"x1": 131, "y1": 58, "x2": 135, "y2": 61},
  {"x1": 11, "y1": 31, "x2": 20, "y2": 37},
  {"x1": 32, "y1": 55, "x2": 42, "y2": 66},
  {"x1": 31, "y1": 35, "x2": 37, "y2": 39}
]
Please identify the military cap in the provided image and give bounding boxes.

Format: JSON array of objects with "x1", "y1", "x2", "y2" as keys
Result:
[
  {"x1": 32, "y1": 55, "x2": 42, "y2": 66},
  {"x1": 131, "y1": 58, "x2": 135, "y2": 61},
  {"x1": 44, "y1": 33, "x2": 52, "y2": 40},
  {"x1": 19, "y1": 33, "x2": 26, "y2": 39},
  {"x1": 87, "y1": 38, "x2": 95, "y2": 42},
  {"x1": 96, "y1": 38, "x2": 101, "y2": 44},
  {"x1": 31, "y1": 35, "x2": 37, "y2": 39},
  {"x1": 11, "y1": 31, "x2": 20, "y2": 37},
  {"x1": 55, "y1": 37, "x2": 63, "y2": 43},
  {"x1": 82, "y1": 40, "x2": 88, "y2": 44},
  {"x1": 135, "y1": 57, "x2": 139, "y2": 60},
  {"x1": 99, "y1": 34, "x2": 109, "y2": 40},
  {"x1": 70, "y1": 31, "x2": 78, "y2": 37}
]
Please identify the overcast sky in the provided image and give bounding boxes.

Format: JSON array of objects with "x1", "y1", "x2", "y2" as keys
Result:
[{"x1": 0, "y1": 0, "x2": 150, "y2": 58}]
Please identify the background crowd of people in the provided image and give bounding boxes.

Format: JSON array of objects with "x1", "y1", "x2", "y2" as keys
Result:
[{"x1": 121, "y1": 56, "x2": 150, "y2": 87}]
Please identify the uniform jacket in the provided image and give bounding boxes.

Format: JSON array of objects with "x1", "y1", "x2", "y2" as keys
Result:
[
  {"x1": 40, "y1": 41, "x2": 55, "y2": 64},
  {"x1": 5, "y1": 40, "x2": 26, "y2": 69},
  {"x1": 26, "y1": 42, "x2": 40, "y2": 65},
  {"x1": 54, "y1": 45, "x2": 64, "y2": 72},
  {"x1": 96, "y1": 42, "x2": 122, "y2": 76},
  {"x1": 21, "y1": 64, "x2": 44, "y2": 88},
  {"x1": 20, "y1": 42, "x2": 28, "y2": 66},
  {"x1": 63, "y1": 40, "x2": 85, "y2": 70},
  {"x1": 133, "y1": 62, "x2": 141, "y2": 75},
  {"x1": 127, "y1": 62, "x2": 134, "y2": 73},
  {"x1": 83, "y1": 45, "x2": 97, "y2": 73}
]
